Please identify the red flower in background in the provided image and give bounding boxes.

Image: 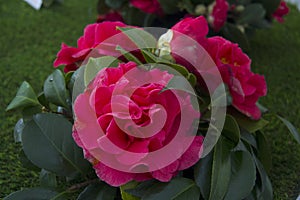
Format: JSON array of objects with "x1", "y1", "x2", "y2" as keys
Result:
[
  {"x1": 130, "y1": 0, "x2": 161, "y2": 14},
  {"x1": 272, "y1": 1, "x2": 289, "y2": 23},
  {"x1": 159, "y1": 16, "x2": 267, "y2": 119},
  {"x1": 209, "y1": 0, "x2": 229, "y2": 32},
  {"x1": 205, "y1": 36, "x2": 267, "y2": 119},
  {"x1": 54, "y1": 22, "x2": 126, "y2": 72},
  {"x1": 97, "y1": 11, "x2": 124, "y2": 23}
]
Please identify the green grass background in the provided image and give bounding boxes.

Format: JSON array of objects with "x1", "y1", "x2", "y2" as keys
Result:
[{"x1": 0, "y1": 0, "x2": 299, "y2": 199}]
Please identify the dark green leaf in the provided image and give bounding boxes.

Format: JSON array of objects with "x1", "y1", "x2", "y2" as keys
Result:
[
  {"x1": 256, "y1": 131, "x2": 272, "y2": 173},
  {"x1": 22, "y1": 106, "x2": 43, "y2": 122},
  {"x1": 224, "y1": 151, "x2": 256, "y2": 200},
  {"x1": 277, "y1": 115, "x2": 300, "y2": 144},
  {"x1": 121, "y1": 181, "x2": 140, "y2": 200},
  {"x1": 6, "y1": 81, "x2": 40, "y2": 111},
  {"x1": 253, "y1": 155, "x2": 273, "y2": 199},
  {"x1": 254, "y1": 0, "x2": 281, "y2": 16},
  {"x1": 3, "y1": 188, "x2": 58, "y2": 200},
  {"x1": 40, "y1": 169, "x2": 57, "y2": 189},
  {"x1": 194, "y1": 151, "x2": 213, "y2": 200},
  {"x1": 44, "y1": 69, "x2": 70, "y2": 108},
  {"x1": 222, "y1": 115, "x2": 241, "y2": 147},
  {"x1": 105, "y1": 0, "x2": 126, "y2": 9},
  {"x1": 117, "y1": 27, "x2": 157, "y2": 50},
  {"x1": 157, "y1": 0, "x2": 180, "y2": 14},
  {"x1": 163, "y1": 76, "x2": 198, "y2": 97},
  {"x1": 125, "y1": 180, "x2": 156, "y2": 198},
  {"x1": 208, "y1": 136, "x2": 232, "y2": 200},
  {"x1": 230, "y1": 108, "x2": 268, "y2": 133},
  {"x1": 38, "y1": 92, "x2": 50, "y2": 109},
  {"x1": 19, "y1": 149, "x2": 40, "y2": 171},
  {"x1": 22, "y1": 113, "x2": 91, "y2": 177},
  {"x1": 142, "y1": 177, "x2": 200, "y2": 200},
  {"x1": 116, "y1": 45, "x2": 142, "y2": 65},
  {"x1": 222, "y1": 23, "x2": 250, "y2": 51},
  {"x1": 84, "y1": 56, "x2": 120, "y2": 87},
  {"x1": 238, "y1": 3, "x2": 266, "y2": 25},
  {"x1": 77, "y1": 182, "x2": 117, "y2": 200},
  {"x1": 240, "y1": 129, "x2": 257, "y2": 149}
]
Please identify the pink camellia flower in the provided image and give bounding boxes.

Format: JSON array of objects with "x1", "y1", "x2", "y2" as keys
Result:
[
  {"x1": 53, "y1": 22, "x2": 127, "y2": 72},
  {"x1": 209, "y1": 0, "x2": 229, "y2": 32},
  {"x1": 130, "y1": 0, "x2": 161, "y2": 14},
  {"x1": 205, "y1": 36, "x2": 267, "y2": 119},
  {"x1": 272, "y1": 1, "x2": 289, "y2": 23},
  {"x1": 73, "y1": 61, "x2": 203, "y2": 186},
  {"x1": 97, "y1": 11, "x2": 124, "y2": 23},
  {"x1": 171, "y1": 16, "x2": 209, "y2": 45}
]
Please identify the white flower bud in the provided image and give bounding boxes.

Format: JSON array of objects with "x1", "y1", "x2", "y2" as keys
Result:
[
  {"x1": 235, "y1": 5, "x2": 245, "y2": 12},
  {"x1": 157, "y1": 30, "x2": 173, "y2": 58},
  {"x1": 195, "y1": 4, "x2": 207, "y2": 15}
]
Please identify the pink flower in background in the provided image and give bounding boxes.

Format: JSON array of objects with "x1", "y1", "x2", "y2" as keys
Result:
[
  {"x1": 73, "y1": 61, "x2": 203, "y2": 186},
  {"x1": 209, "y1": 0, "x2": 229, "y2": 32},
  {"x1": 97, "y1": 11, "x2": 124, "y2": 23},
  {"x1": 273, "y1": 1, "x2": 290, "y2": 23},
  {"x1": 53, "y1": 22, "x2": 126, "y2": 72},
  {"x1": 206, "y1": 36, "x2": 267, "y2": 119},
  {"x1": 130, "y1": 0, "x2": 161, "y2": 14},
  {"x1": 171, "y1": 16, "x2": 209, "y2": 45}
]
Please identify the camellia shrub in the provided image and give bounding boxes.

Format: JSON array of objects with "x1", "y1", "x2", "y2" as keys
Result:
[
  {"x1": 96, "y1": 0, "x2": 289, "y2": 50},
  {"x1": 5, "y1": 16, "x2": 299, "y2": 200}
]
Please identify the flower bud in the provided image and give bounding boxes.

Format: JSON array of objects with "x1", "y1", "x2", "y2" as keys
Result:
[
  {"x1": 235, "y1": 5, "x2": 245, "y2": 12},
  {"x1": 195, "y1": 4, "x2": 206, "y2": 15}
]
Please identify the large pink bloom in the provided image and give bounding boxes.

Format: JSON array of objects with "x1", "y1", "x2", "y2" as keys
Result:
[
  {"x1": 209, "y1": 0, "x2": 229, "y2": 32},
  {"x1": 73, "y1": 61, "x2": 203, "y2": 186},
  {"x1": 53, "y1": 22, "x2": 126, "y2": 72},
  {"x1": 272, "y1": 1, "x2": 289, "y2": 23},
  {"x1": 130, "y1": 0, "x2": 161, "y2": 14},
  {"x1": 206, "y1": 37, "x2": 267, "y2": 119}
]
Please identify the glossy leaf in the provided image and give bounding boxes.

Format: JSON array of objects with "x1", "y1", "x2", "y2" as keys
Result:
[
  {"x1": 238, "y1": 3, "x2": 266, "y2": 25},
  {"x1": 121, "y1": 181, "x2": 140, "y2": 200},
  {"x1": 140, "y1": 177, "x2": 200, "y2": 200},
  {"x1": 40, "y1": 169, "x2": 57, "y2": 189},
  {"x1": 117, "y1": 27, "x2": 157, "y2": 49},
  {"x1": 256, "y1": 131, "x2": 272, "y2": 173},
  {"x1": 222, "y1": 115, "x2": 241, "y2": 147},
  {"x1": 208, "y1": 137, "x2": 232, "y2": 200},
  {"x1": 44, "y1": 69, "x2": 70, "y2": 108},
  {"x1": 77, "y1": 183, "x2": 116, "y2": 200},
  {"x1": 6, "y1": 81, "x2": 40, "y2": 111},
  {"x1": 194, "y1": 152, "x2": 213, "y2": 200},
  {"x1": 224, "y1": 151, "x2": 256, "y2": 200},
  {"x1": 256, "y1": 0, "x2": 281, "y2": 16},
  {"x1": 253, "y1": 155, "x2": 273, "y2": 199},
  {"x1": 105, "y1": 0, "x2": 126, "y2": 9},
  {"x1": 84, "y1": 56, "x2": 120, "y2": 87},
  {"x1": 116, "y1": 45, "x2": 142, "y2": 65},
  {"x1": 277, "y1": 115, "x2": 300, "y2": 144},
  {"x1": 222, "y1": 23, "x2": 250, "y2": 51},
  {"x1": 22, "y1": 113, "x2": 91, "y2": 177},
  {"x1": 19, "y1": 149, "x2": 40, "y2": 171},
  {"x1": 230, "y1": 108, "x2": 269, "y2": 133},
  {"x1": 4, "y1": 188, "x2": 58, "y2": 200}
]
